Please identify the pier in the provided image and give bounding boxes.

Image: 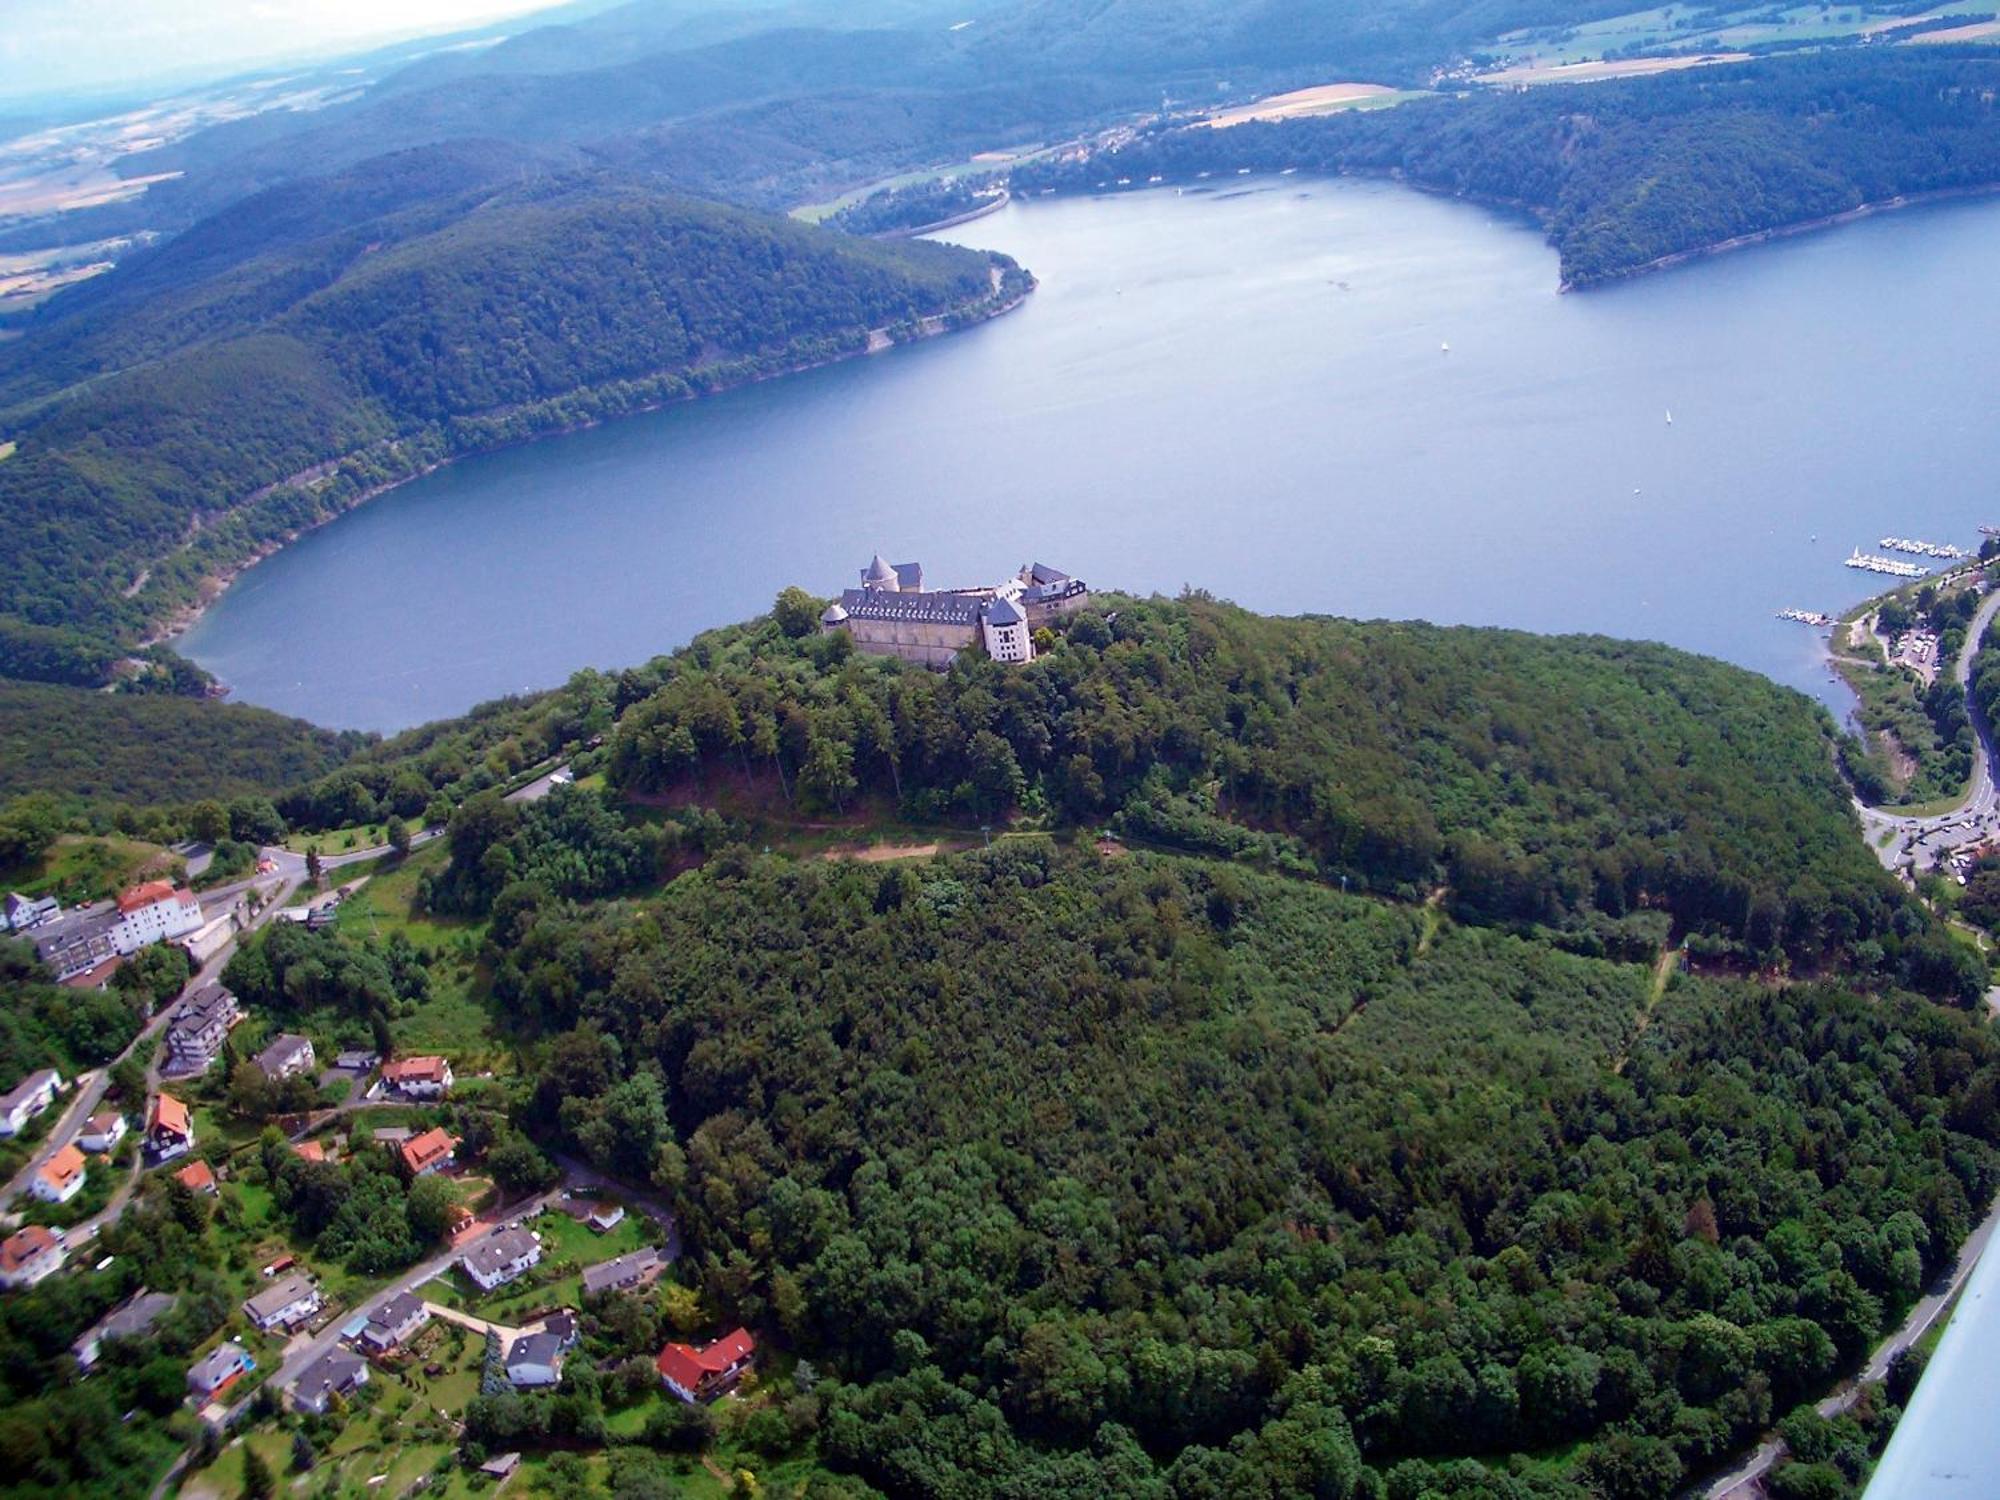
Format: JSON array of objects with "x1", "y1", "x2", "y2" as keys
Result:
[
  {"x1": 1877, "y1": 536, "x2": 1968, "y2": 559},
  {"x1": 1845, "y1": 549, "x2": 1928, "y2": 578},
  {"x1": 1777, "y1": 608, "x2": 1834, "y2": 627}
]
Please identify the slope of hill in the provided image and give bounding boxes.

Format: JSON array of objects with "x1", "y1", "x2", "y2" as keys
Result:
[
  {"x1": 0, "y1": 148, "x2": 1023, "y2": 658},
  {"x1": 0, "y1": 682, "x2": 365, "y2": 806}
]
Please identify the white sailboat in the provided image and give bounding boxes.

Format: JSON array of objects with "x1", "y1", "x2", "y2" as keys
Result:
[{"x1": 1665, "y1": 408, "x2": 1673, "y2": 425}]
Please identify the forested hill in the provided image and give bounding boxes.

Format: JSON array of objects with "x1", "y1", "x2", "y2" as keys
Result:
[
  {"x1": 579, "y1": 593, "x2": 1969, "y2": 994},
  {"x1": 0, "y1": 148, "x2": 1022, "y2": 667},
  {"x1": 1013, "y1": 50, "x2": 2000, "y2": 288}
]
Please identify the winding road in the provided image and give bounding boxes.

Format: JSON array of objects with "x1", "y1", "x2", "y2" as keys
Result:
[{"x1": 1852, "y1": 585, "x2": 2000, "y2": 873}]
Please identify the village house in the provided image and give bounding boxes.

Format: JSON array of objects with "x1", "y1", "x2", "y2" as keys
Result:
[
  {"x1": 583, "y1": 1246, "x2": 665, "y2": 1298},
  {"x1": 176, "y1": 1159, "x2": 219, "y2": 1195},
  {"x1": 820, "y1": 555, "x2": 1090, "y2": 668},
  {"x1": 587, "y1": 1203, "x2": 626, "y2": 1234},
  {"x1": 357, "y1": 1290, "x2": 431, "y2": 1352},
  {"x1": 0, "y1": 1224, "x2": 67, "y2": 1289},
  {"x1": 108, "y1": 881, "x2": 203, "y2": 953},
  {"x1": 78, "y1": 1111, "x2": 127, "y2": 1153},
  {"x1": 399, "y1": 1126, "x2": 456, "y2": 1177},
  {"x1": 380, "y1": 1055, "x2": 453, "y2": 1099},
  {"x1": 30, "y1": 909, "x2": 117, "y2": 981},
  {"x1": 291, "y1": 1349, "x2": 368, "y2": 1414},
  {"x1": 3, "y1": 892, "x2": 58, "y2": 932},
  {"x1": 187, "y1": 1340, "x2": 254, "y2": 1401},
  {"x1": 243, "y1": 1272, "x2": 321, "y2": 1333},
  {"x1": 461, "y1": 1227, "x2": 540, "y2": 1292},
  {"x1": 32, "y1": 1144, "x2": 87, "y2": 1204},
  {"x1": 292, "y1": 1139, "x2": 329, "y2": 1163},
  {"x1": 505, "y1": 1329, "x2": 570, "y2": 1389},
  {"x1": 334, "y1": 1049, "x2": 380, "y2": 1073},
  {"x1": 146, "y1": 1093, "x2": 195, "y2": 1161},
  {"x1": 0, "y1": 1068, "x2": 62, "y2": 1136},
  {"x1": 656, "y1": 1327, "x2": 757, "y2": 1404},
  {"x1": 162, "y1": 984, "x2": 241, "y2": 1074},
  {"x1": 254, "y1": 1033, "x2": 315, "y2": 1082},
  {"x1": 73, "y1": 1290, "x2": 175, "y2": 1371}
]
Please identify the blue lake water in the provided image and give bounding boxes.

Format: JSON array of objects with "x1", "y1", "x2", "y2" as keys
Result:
[{"x1": 179, "y1": 177, "x2": 2000, "y2": 731}]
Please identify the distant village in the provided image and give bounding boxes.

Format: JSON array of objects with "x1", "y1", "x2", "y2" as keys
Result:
[{"x1": 0, "y1": 865, "x2": 744, "y2": 1455}]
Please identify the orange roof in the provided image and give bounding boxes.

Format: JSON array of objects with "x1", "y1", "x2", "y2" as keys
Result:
[
  {"x1": 117, "y1": 880, "x2": 178, "y2": 913},
  {"x1": 656, "y1": 1328, "x2": 756, "y2": 1391},
  {"x1": 149, "y1": 1093, "x2": 190, "y2": 1137},
  {"x1": 38, "y1": 1144, "x2": 85, "y2": 1191},
  {"x1": 0, "y1": 1225, "x2": 59, "y2": 1273},
  {"x1": 176, "y1": 1159, "x2": 217, "y2": 1193},
  {"x1": 382, "y1": 1055, "x2": 449, "y2": 1083},
  {"x1": 400, "y1": 1127, "x2": 455, "y2": 1173},
  {"x1": 293, "y1": 1140, "x2": 328, "y2": 1163}
]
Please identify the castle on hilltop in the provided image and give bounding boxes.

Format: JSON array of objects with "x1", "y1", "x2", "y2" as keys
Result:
[{"x1": 820, "y1": 554, "x2": 1090, "y2": 668}]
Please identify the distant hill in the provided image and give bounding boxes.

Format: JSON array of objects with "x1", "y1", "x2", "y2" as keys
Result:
[
  {"x1": 1013, "y1": 49, "x2": 2000, "y2": 287},
  {"x1": 0, "y1": 146, "x2": 1020, "y2": 657}
]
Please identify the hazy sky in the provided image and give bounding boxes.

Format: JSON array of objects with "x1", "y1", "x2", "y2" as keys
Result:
[{"x1": 0, "y1": 0, "x2": 568, "y2": 104}]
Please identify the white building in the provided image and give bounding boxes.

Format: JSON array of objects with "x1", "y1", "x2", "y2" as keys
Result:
[
  {"x1": 0, "y1": 1068, "x2": 62, "y2": 1136},
  {"x1": 254, "y1": 1034, "x2": 315, "y2": 1082},
  {"x1": 0, "y1": 1225, "x2": 66, "y2": 1289},
  {"x1": 32, "y1": 1144, "x2": 87, "y2": 1204},
  {"x1": 162, "y1": 986, "x2": 240, "y2": 1075},
  {"x1": 981, "y1": 592, "x2": 1031, "y2": 662},
  {"x1": 823, "y1": 555, "x2": 1089, "y2": 669},
  {"x1": 3, "y1": 893, "x2": 58, "y2": 932},
  {"x1": 243, "y1": 1272, "x2": 322, "y2": 1333},
  {"x1": 78, "y1": 1111, "x2": 128, "y2": 1153},
  {"x1": 462, "y1": 1228, "x2": 540, "y2": 1292},
  {"x1": 358, "y1": 1291, "x2": 431, "y2": 1352},
  {"x1": 73, "y1": 1290, "x2": 175, "y2": 1370},
  {"x1": 108, "y1": 882, "x2": 203, "y2": 955},
  {"x1": 505, "y1": 1330, "x2": 569, "y2": 1388},
  {"x1": 380, "y1": 1055, "x2": 453, "y2": 1099},
  {"x1": 291, "y1": 1350, "x2": 368, "y2": 1414}
]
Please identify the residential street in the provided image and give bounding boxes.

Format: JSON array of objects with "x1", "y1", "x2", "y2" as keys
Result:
[{"x1": 0, "y1": 830, "x2": 439, "y2": 1220}]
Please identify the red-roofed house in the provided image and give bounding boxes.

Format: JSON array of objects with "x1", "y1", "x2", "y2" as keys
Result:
[
  {"x1": 292, "y1": 1139, "x2": 329, "y2": 1164},
  {"x1": 110, "y1": 882, "x2": 202, "y2": 954},
  {"x1": 146, "y1": 1093, "x2": 194, "y2": 1161},
  {"x1": 399, "y1": 1127, "x2": 456, "y2": 1177},
  {"x1": 656, "y1": 1328, "x2": 756, "y2": 1404},
  {"x1": 32, "y1": 1144, "x2": 87, "y2": 1204},
  {"x1": 380, "y1": 1056, "x2": 453, "y2": 1099},
  {"x1": 0, "y1": 1225, "x2": 67, "y2": 1289},
  {"x1": 175, "y1": 1159, "x2": 218, "y2": 1196}
]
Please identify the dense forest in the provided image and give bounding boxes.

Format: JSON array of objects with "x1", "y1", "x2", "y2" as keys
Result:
[
  {"x1": 1012, "y1": 50, "x2": 2000, "y2": 287},
  {"x1": 0, "y1": 682, "x2": 364, "y2": 806},
  {"x1": 589, "y1": 595, "x2": 1965, "y2": 991},
  {"x1": 0, "y1": 149, "x2": 1018, "y2": 665},
  {"x1": 475, "y1": 840, "x2": 1999, "y2": 1496}
]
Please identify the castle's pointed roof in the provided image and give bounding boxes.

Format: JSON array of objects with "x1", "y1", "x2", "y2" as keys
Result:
[
  {"x1": 821, "y1": 602, "x2": 848, "y2": 624},
  {"x1": 985, "y1": 594, "x2": 1025, "y2": 627},
  {"x1": 863, "y1": 554, "x2": 897, "y2": 585}
]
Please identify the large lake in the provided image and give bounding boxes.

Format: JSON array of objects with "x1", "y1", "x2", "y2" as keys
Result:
[{"x1": 180, "y1": 177, "x2": 2000, "y2": 731}]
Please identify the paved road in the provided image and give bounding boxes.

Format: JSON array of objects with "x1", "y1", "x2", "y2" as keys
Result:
[
  {"x1": 2, "y1": 830, "x2": 441, "y2": 1219},
  {"x1": 1704, "y1": 1193, "x2": 2000, "y2": 1498},
  {"x1": 504, "y1": 764, "x2": 572, "y2": 805},
  {"x1": 1854, "y1": 587, "x2": 2000, "y2": 872}
]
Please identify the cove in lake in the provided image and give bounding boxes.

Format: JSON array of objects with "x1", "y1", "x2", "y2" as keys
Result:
[{"x1": 179, "y1": 176, "x2": 2000, "y2": 732}]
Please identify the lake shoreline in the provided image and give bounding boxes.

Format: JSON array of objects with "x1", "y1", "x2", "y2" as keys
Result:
[
  {"x1": 156, "y1": 277, "x2": 1035, "y2": 667},
  {"x1": 1560, "y1": 181, "x2": 2000, "y2": 290}
]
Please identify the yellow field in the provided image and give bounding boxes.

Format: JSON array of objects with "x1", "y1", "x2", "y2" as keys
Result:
[
  {"x1": 1203, "y1": 83, "x2": 1403, "y2": 127},
  {"x1": 1476, "y1": 51, "x2": 1750, "y2": 85},
  {"x1": 1911, "y1": 18, "x2": 2000, "y2": 40}
]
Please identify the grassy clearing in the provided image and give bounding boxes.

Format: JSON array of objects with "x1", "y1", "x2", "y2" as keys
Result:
[{"x1": 1, "y1": 832, "x2": 180, "y2": 903}]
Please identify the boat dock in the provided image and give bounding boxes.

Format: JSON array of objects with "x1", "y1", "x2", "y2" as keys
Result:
[
  {"x1": 1845, "y1": 549, "x2": 1929, "y2": 578},
  {"x1": 1777, "y1": 608, "x2": 1834, "y2": 627},
  {"x1": 1878, "y1": 536, "x2": 1968, "y2": 559}
]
